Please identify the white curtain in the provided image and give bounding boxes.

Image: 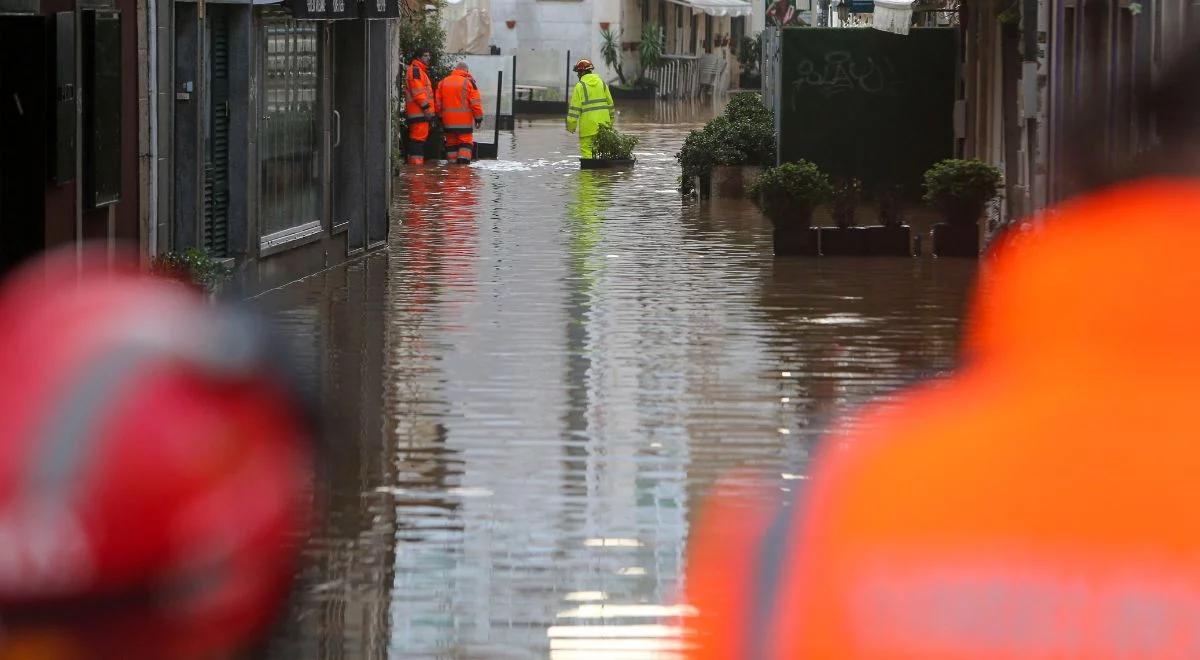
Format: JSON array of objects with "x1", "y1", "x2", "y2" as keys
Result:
[{"x1": 873, "y1": 0, "x2": 913, "y2": 35}]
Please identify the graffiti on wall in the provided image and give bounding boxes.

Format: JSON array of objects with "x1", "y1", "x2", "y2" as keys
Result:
[{"x1": 790, "y1": 51, "x2": 903, "y2": 106}]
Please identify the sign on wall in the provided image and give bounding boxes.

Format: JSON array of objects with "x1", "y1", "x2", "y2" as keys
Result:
[
  {"x1": 286, "y1": 0, "x2": 357, "y2": 20},
  {"x1": 360, "y1": 0, "x2": 400, "y2": 19}
]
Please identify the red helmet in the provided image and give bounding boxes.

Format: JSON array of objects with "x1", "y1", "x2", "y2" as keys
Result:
[
  {"x1": 0, "y1": 248, "x2": 314, "y2": 657},
  {"x1": 573, "y1": 58, "x2": 595, "y2": 74}
]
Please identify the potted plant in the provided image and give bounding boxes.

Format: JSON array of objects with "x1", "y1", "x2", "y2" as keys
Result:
[
  {"x1": 863, "y1": 184, "x2": 913, "y2": 256},
  {"x1": 583, "y1": 124, "x2": 639, "y2": 168},
  {"x1": 923, "y1": 158, "x2": 1001, "y2": 257},
  {"x1": 601, "y1": 26, "x2": 649, "y2": 101},
  {"x1": 820, "y1": 178, "x2": 864, "y2": 255},
  {"x1": 639, "y1": 22, "x2": 664, "y2": 72},
  {"x1": 150, "y1": 247, "x2": 233, "y2": 298},
  {"x1": 737, "y1": 33, "x2": 762, "y2": 90},
  {"x1": 678, "y1": 92, "x2": 775, "y2": 197},
  {"x1": 749, "y1": 160, "x2": 832, "y2": 256}
]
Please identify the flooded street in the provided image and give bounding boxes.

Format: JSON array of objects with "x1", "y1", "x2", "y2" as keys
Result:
[{"x1": 257, "y1": 102, "x2": 977, "y2": 658}]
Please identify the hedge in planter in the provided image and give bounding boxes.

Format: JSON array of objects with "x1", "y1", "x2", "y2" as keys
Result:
[
  {"x1": 923, "y1": 159, "x2": 1001, "y2": 226},
  {"x1": 924, "y1": 158, "x2": 999, "y2": 257},
  {"x1": 592, "y1": 124, "x2": 639, "y2": 161},
  {"x1": 676, "y1": 92, "x2": 776, "y2": 195},
  {"x1": 749, "y1": 160, "x2": 831, "y2": 256}
]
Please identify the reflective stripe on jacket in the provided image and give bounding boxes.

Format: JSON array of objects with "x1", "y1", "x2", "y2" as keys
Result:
[
  {"x1": 566, "y1": 73, "x2": 614, "y2": 138},
  {"x1": 436, "y1": 69, "x2": 484, "y2": 132},
  {"x1": 405, "y1": 60, "x2": 435, "y2": 122}
]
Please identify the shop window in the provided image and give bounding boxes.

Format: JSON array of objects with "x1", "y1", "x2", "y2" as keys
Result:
[{"x1": 257, "y1": 9, "x2": 325, "y2": 241}]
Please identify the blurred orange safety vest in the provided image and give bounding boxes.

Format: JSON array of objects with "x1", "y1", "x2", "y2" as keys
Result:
[
  {"x1": 436, "y1": 69, "x2": 484, "y2": 132},
  {"x1": 685, "y1": 179, "x2": 1200, "y2": 659},
  {"x1": 405, "y1": 60, "x2": 434, "y2": 122}
]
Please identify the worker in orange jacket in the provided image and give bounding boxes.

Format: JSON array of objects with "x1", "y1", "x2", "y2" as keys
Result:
[
  {"x1": 436, "y1": 62, "x2": 484, "y2": 164},
  {"x1": 405, "y1": 49, "x2": 436, "y2": 165},
  {"x1": 684, "y1": 48, "x2": 1200, "y2": 659}
]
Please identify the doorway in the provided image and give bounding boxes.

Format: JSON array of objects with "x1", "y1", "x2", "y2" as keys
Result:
[
  {"x1": 0, "y1": 16, "x2": 47, "y2": 275},
  {"x1": 332, "y1": 21, "x2": 366, "y2": 254}
]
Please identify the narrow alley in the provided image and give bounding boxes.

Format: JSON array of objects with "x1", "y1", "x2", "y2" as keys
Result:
[{"x1": 257, "y1": 104, "x2": 977, "y2": 657}]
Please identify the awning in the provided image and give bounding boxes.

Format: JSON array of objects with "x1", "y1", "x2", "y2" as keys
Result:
[{"x1": 666, "y1": 0, "x2": 751, "y2": 18}]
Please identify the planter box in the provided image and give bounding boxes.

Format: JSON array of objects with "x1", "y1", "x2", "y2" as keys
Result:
[
  {"x1": 864, "y1": 225, "x2": 912, "y2": 256},
  {"x1": 610, "y1": 86, "x2": 657, "y2": 100},
  {"x1": 515, "y1": 99, "x2": 568, "y2": 116},
  {"x1": 932, "y1": 222, "x2": 980, "y2": 257},
  {"x1": 710, "y1": 166, "x2": 763, "y2": 199},
  {"x1": 739, "y1": 72, "x2": 761, "y2": 90},
  {"x1": 773, "y1": 226, "x2": 820, "y2": 256},
  {"x1": 580, "y1": 158, "x2": 636, "y2": 170},
  {"x1": 818, "y1": 227, "x2": 866, "y2": 256}
]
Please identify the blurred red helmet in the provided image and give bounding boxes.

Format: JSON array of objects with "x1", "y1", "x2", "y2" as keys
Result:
[
  {"x1": 573, "y1": 58, "x2": 595, "y2": 74},
  {"x1": 0, "y1": 248, "x2": 313, "y2": 658}
]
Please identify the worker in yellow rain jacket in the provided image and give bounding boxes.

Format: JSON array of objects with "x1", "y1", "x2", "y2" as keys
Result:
[{"x1": 566, "y1": 59, "x2": 615, "y2": 159}]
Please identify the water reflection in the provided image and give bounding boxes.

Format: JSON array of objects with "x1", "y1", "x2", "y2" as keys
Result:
[{"x1": 257, "y1": 105, "x2": 976, "y2": 658}]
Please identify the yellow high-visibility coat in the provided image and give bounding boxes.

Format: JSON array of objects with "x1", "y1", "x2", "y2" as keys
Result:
[{"x1": 566, "y1": 73, "x2": 615, "y2": 138}]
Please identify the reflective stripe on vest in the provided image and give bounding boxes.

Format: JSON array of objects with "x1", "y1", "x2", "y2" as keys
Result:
[
  {"x1": 440, "y1": 76, "x2": 475, "y2": 131},
  {"x1": 406, "y1": 64, "x2": 432, "y2": 119}
]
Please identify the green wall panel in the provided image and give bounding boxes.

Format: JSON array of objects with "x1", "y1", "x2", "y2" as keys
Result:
[{"x1": 778, "y1": 27, "x2": 957, "y2": 196}]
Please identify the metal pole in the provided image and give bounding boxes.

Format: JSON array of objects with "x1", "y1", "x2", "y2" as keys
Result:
[
  {"x1": 565, "y1": 49, "x2": 571, "y2": 102},
  {"x1": 495, "y1": 70, "x2": 502, "y2": 147}
]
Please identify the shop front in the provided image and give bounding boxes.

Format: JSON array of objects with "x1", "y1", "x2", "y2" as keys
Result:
[{"x1": 171, "y1": 0, "x2": 399, "y2": 294}]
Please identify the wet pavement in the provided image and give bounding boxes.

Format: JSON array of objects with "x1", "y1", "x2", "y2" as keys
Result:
[{"x1": 257, "y1": 101, "x2": 978, "y2": 658}]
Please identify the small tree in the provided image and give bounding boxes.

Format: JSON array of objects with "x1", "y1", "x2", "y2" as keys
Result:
[
  {"x1": 738, "y1": 32, "x2": 762, "y2": 77},
  {"x1": 600, "y1": 27, "x2": 626, "y2": 86},
  {"x1": 639, "y1": 22, "x2": 665, "y2": 73}
]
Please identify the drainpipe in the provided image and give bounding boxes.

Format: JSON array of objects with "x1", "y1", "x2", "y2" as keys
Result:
[{"x1": 147, "y1": 0, "x2": 160, "y2": 257}]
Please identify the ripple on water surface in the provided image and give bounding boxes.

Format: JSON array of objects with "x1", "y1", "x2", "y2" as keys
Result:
[{"x1": 257, "y1": 105, "x2": 976, "y2": 658}]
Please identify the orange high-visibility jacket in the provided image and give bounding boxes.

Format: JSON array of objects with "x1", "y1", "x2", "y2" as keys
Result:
[
  {"x1": 405, "y1": 59, "x2": 435, "y2": 122},
  {"x1": 686, "y1": 179, "x2": 1200, "y2": 659},
  {"x1": 436, "y1": 69, "x2": 484, "y2": 133}
]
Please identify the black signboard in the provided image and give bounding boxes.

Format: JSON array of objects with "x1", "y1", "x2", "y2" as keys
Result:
[
  {"x1": 360, "y1": 0, "x2": 399, "y2": 19},
  {"x1": 287, "y1": 0, "x2": 358, "y2": 20}
]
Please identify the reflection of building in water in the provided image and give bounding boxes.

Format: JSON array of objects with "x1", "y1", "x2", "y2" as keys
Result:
[
  {"x1": 554, "y1": 170, "x2": 693, "y2": 654},
  {"x1": 263, "y1": 256, "x2": 398, "y2": 658}
]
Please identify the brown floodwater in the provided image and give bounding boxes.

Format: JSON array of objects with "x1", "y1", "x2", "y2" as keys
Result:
[{"x1": 256, "y1": 101, "x2": 978, "y2": 658}]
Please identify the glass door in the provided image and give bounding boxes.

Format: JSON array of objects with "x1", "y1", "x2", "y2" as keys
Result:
[{"x1": 257, "y1": 9, "x2": 325, "y2": 252}]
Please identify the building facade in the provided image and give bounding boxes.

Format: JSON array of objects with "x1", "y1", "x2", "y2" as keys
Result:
[
  {"x1": 167, "y1": 0, "x2": 401, "y2": 294},
  {"x1": 963, "y1": 0, "x2": 1200, "y2": 228},
  {"x1": 0, "y1": 0, "x2": 142, "y2": 275}
]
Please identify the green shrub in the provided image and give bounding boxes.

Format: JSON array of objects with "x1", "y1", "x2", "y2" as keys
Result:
[
  {"x1": 640, "y1": 23, "x2": 665, "y2": 71},
  {"x1": 738, "y1": 33, "x2": 762, "y2": 75},
  {"x1": 601, "y1": 27, "x2": 626, "y2": 85},
  {"x1": 150, "y1": 248, "x2": 232, "y2": 294},
  {"x1": 676, "y1": 92, "x2": 776, "y2": 193},
  {"x1": 748, "y1": 160, "x2": 832, "y2": 225},
  {"x1": 831, "y1": 178, "x2": 862, "y2": 228},
  {"x1": 923, "y1": 158, "x2": 1002, "y2": 225},
  {"x1": 876, "y1": 184, "x2": 907, "y2": 227},
  {"x1": 593, "y1": 124, "x2": 640, "y2": 160}
]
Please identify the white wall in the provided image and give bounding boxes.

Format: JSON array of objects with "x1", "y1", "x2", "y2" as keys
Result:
[{"x1": 491, "y1": 0, "x2": 610, "y2": 85}]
